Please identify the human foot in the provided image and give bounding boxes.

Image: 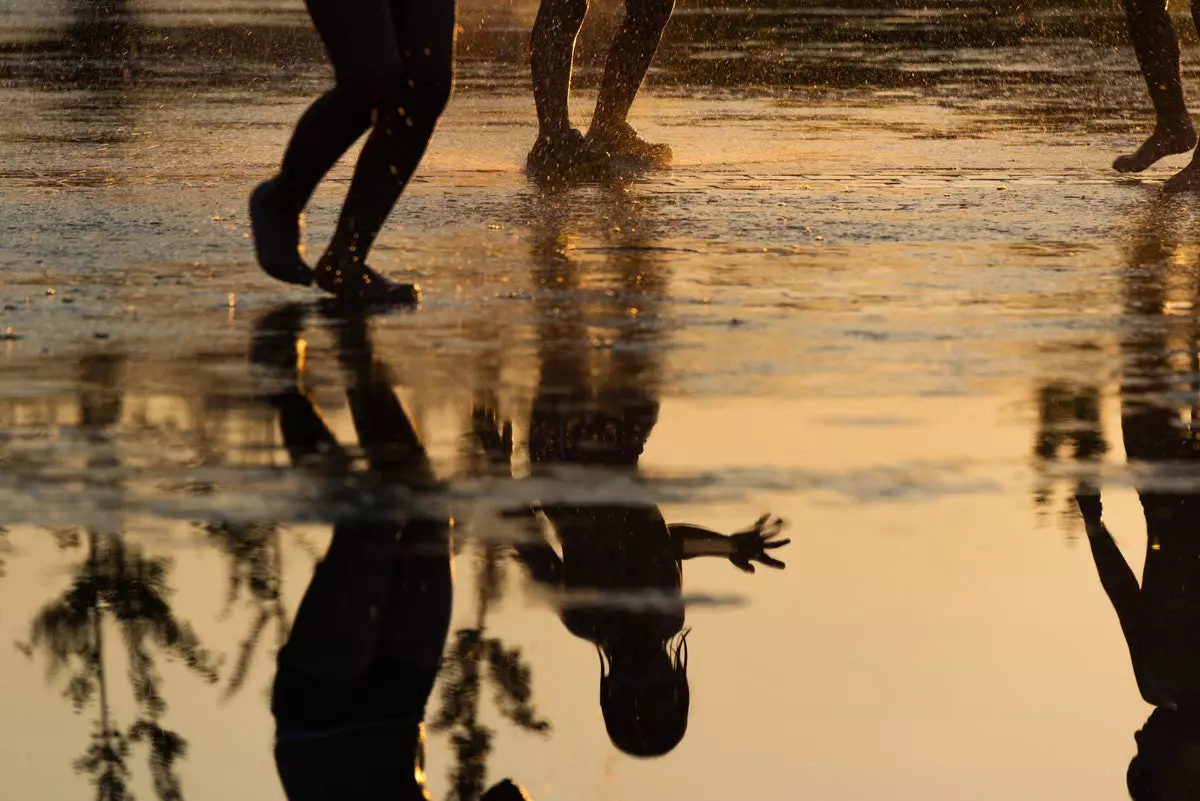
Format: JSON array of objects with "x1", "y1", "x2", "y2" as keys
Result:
[
  {"x1": 314, "y1": 260, "x2": 421, "y2": 307},
  {"x1": 526, "y1": 128, "x2": 612, "y2": 183},
  {"x1": 1113, "y1": 120, "x2": 1198, "y2": 173},
  {"x1": 249, "y1": 179, "x2": 313, "y2": 287},
  {"x1": 1163, "y1": 160, "x2": 1200, "y2": 193},
  {"x1": 587, "y1": 121, "x2": 672, "y2": 168}
]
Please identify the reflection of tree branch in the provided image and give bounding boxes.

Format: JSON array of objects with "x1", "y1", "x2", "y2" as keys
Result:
[
  {"x1": 0, "y1": 526, "x2": 10, "y2": 578},
  {"x1": 432, "y1": 544, "x2": 549, "y2": 801},
  {"x1": 22, "y1": 530, "x2": 219, "y2": 801},
  {"x1": 201, "y1": 523, "x2": 291, "y2": 699}
]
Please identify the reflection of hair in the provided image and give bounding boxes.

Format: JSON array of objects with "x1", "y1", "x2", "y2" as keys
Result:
[
  {"x1": 1126, "y1": 709, "x2": 1200, "y2": 801},
  {"x1": 599, "y1": 630, "x2": 690, "y2": 758},
  {"x1": 1128, "y1": 753, "x2": 1154, "y2": 801}
]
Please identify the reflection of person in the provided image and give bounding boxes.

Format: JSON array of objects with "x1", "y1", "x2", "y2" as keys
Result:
[
  {"x1": 252, "y1": 306, "x2": 530, "y2": 801},
  {"x1": 1112, "y1": 0, "x2": 1200, "y2": 190},
  {"x1": 473, "y1": 207, "x2": 788, "y2": 757},
  {"x1": 526, "y1": 0, "x2": 675, "y2": 180},
  {"x1": 1073, "y1": 209, "x2": 1200, "y2": 800},
  {"x1": 249, "y1": 0, "x2": 455, "y2": 305}
]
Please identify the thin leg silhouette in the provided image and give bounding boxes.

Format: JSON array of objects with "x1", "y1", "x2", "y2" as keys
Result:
[
  {"x1": 251, "y1": 0, "x2": 456, "y2": 305},
  {"x1": 585, "y1": 0, "x2": 675, "y2": 165},
  {"x1": 1114, "y1": 0, "x2": 1198, "y2": 175},
  {"x1": 527, "y1": 0, "x2": 611, "y2": 180}
]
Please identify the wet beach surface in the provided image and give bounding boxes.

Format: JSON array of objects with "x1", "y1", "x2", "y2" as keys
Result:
[{"x1": 3, "y1": 1, "x2": 1200, "y2": 800}]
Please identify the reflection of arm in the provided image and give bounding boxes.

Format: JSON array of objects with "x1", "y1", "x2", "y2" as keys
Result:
[
  {"x1": 1077, "y1": 495, "x2": 1143, "y2": 650},
  {"x1": 669, "y1": 524, "x2": 735, "y2": 561}
]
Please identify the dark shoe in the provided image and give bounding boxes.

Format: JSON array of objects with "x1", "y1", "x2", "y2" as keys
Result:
[
  {"x1": 526, "y1": 128, "x2": 612, "y2": 184},
  {"x1": 588, "y1": 121, "x2": 672, "y2": 167},
  {"x1": 315, "y1": 262, "x2": 421, "y2": 308},
  {"x1": 250, "y1": 179, "x2": 314, "y2": 287}
]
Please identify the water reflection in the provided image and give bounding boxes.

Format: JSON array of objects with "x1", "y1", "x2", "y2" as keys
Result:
[
  {"x1": 251, "y1": 305, "x2": 537, "y2": 801},
  {"x1": 1066, "y1": 199, "x2": 1200, "y2": 799},
  {"x1": 20, "y1": 354, "x2": 221, "y2": 801},
  {"x1": 471, "y1": 189, "x2": 789, "y2": 757}
]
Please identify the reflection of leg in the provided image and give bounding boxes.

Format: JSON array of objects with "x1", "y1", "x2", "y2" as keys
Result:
[
  {"x1": 1114, "y1": 0, "x2": 1196, "y2": 173},
  {"x1": 313, "y1": 0, "x2": 456, "y2": 305},
  {"x1": 333, "y1": 315, "x2": 437, "y2": 483}
]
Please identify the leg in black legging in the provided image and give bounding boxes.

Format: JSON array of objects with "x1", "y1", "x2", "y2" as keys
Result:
[
  {"x1": 586, "y1": 0, "x2": 674, "y2": 165},
  {"x1": 312, "y1": 0, "x2": 456, "y2": 302},
  {"x1": 1114, "y1": 0, "x2": 1197, "y2": 173},
  {"x1": 251, "y1": 0, "x2": 455, "y2": 302}
]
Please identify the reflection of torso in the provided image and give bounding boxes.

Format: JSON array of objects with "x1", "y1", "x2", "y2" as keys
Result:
[
  {"x1": 1136, "y1": 495, "x2": 1200, "y2": 709},
  {"x1": 272, "y1": 520, "x2": 452, "y2": 736},
  {"x1": 541, "y1": 504, "x2": 685, "y2": 644}
]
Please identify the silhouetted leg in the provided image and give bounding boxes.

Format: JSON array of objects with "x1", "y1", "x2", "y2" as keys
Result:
[
  {"x1": 531, "y1": 0, "x2": 588, "y2": 138},
  {"x1": 1114, "y1": 0, "x2": 1197, "y2": 173},
  {"x1": 586, "y1": 0, "x2": 674, "y2": 165},
  {"x1": 527, "y1": 0, "x2": 611, "y2": 180},
  {"x1": 312, "y1": 0, "x2": 456, "y2": 305},
  {"x1": 250, "y1": 0, "x2": 401, "y2": 287}
]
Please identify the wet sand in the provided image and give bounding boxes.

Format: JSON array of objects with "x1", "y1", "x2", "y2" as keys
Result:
[{"x1": 1, "y1": 2, "x2": 1199, "y2": 800}]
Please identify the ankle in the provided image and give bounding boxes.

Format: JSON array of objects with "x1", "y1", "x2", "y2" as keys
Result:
[{"x1": 1156, "y1": 115, "x2": 1196, "y2": 136}]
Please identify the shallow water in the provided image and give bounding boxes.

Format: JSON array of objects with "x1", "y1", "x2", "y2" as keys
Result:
[{"x1": 3, "y1": 1, "x2": 1200, "y2": 800}]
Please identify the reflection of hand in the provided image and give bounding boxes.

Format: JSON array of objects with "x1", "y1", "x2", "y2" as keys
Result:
[
  {"x1": 1074, "y1": 487, "x2": 1103, "y2": 535},
  {"x1": 472, "y1": 395, "x2": 514, "y2": 466},
  {"x1": 729, "y1": 515, "x2": 790, "y2": 573}
]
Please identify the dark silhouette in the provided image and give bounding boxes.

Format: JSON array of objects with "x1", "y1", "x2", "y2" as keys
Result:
[
  {"x1": 471, "y1": 198, "x2": 788, "y2": 757},
  {"x1": 526, "y1": 0, "x2": 675, "y2": 181},
  {"x1": 249, "y1": 0, "x2": 456, "y2": 305},
  {"x1": 250, "y1": 305, "x2": 535, "y2": 801},
  {"x1": 1071, "y1": 202, "x2": 1200, "y2": 799},
  {"x1": 1113, "y1": 0, "x2": 1200, "y2": 189},
  {"x1": 20, "y1": 355, "x2": 221, "y2": 801}
]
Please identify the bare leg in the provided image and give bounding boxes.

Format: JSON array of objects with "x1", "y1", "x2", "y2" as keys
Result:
[
  {"x1": 527, "y1": 0, "x2": 611, "y2": 181},
  {"x1": 588, "y1": 0, "x2": 674, "y2": 142},
  {"x1": 1114, "y1": 0, "x2": 1197, "y2": 173},
  {"x1": 531, "y1": 0, "x2": 589, "y2": 138}
]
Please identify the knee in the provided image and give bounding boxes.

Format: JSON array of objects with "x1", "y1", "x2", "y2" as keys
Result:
[
  {"x1": 340, "y1": 61, "x2": 408, "y2": 113},
  {"x1": 629, "y1": 0, "x2": 674, "y2": 27},
  {"x1": 405, "y1": 56, "x2": 455, "y2": 127},
  {"x1": 343, "y1": 60, "x2": 453, "y2": 129}
]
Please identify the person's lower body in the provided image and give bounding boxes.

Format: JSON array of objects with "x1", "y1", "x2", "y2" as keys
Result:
[
  {"x1": 527, "y1": 0, "x2": 612, "y2": 182},
  {"x1": 250, "y1": 0, "x2": 456, "y2": 304},
  {"x1": 584, "y1": 0, "x2": 675, "y2": 166},
  {"x1": 1115, "y1": 0, "x2": 1200, "y2": 185},
  {"x1": 527, "y1": 0, "x2": 675, "y2": 179}
]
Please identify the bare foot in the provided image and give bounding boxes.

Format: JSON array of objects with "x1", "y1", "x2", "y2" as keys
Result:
[
  {"x1": 526, "y1": 128, "x2": 612, "y2": 184},
  {"x1": 314, "y1": 258, "x2": 421, "y2": 307},
  {"x1": 587, "y1": 121, "x2": 673, "y2": 168},
  {"x1": 1163, "y1": 160, "x2": 1200, "y2": 193},
  {"x1": 1113, "y1": 120, "x2": 1198, "y2": 173}
]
